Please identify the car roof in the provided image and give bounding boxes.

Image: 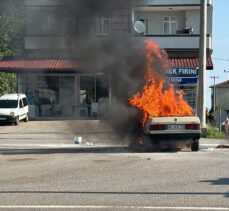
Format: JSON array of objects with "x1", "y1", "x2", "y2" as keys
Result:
[{"x1": 0, "y1": 94, "x2": 26, "y2": 100}]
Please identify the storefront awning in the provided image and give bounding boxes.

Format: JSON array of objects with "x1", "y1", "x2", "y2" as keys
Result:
[
  {"x1": 0, "y1": 59, "x2": 89, "y2": 72},
  {"x1": 0, "y1": 57, "x2": 213, "y2": 72},
  {"x1": 169, "y1": 57, "x2": 213, "y2": 70}
]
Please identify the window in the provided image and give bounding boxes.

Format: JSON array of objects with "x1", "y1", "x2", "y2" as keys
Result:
[
  {"x1": 27, "y1": 7, "x2": 74, "y2": 36},
  {"x1": 19, "y1": 100, "x2": 23, "y2": 108},
  {"x1": 175, "y1": 84, "x2": 197, "y2": 110},
  {"x1": 96, "y1": 16, "x2": 111, "y2": 35},
  {"x1": 79, "y1": 76, "x2": 95, "y2": 105},
  {"x1": 22, "y1": 98, "x2": 28, "y2": 107},
  {"x1": 37, "y1": 76, "x2": 60, "y2": 104},
  {"x1": 0, "y1": 100, "x2": 18, "y2": 108},
  {"x1": 163, "y1": 16, "x2": 177, "y2": 35}
]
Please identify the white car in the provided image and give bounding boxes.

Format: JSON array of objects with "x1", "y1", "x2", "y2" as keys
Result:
[
  {"x1": 0, "y1": 94, "x2": 29, "y2": 125},
  {"x1": 143, "y1": 116, "x2": 201, "y2": 151}
]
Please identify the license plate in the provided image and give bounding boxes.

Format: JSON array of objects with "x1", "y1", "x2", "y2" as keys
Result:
[
  {"x1": 167, "y1": 124, "x2": 184, "y2": 130},
  {"x1": 0, "y1": 117, "x2": 6, "y2": 120}
]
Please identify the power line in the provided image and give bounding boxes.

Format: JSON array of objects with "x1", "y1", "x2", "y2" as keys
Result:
[{"x1": 212, "y1": 57, "x2": 229, "y2": 61}]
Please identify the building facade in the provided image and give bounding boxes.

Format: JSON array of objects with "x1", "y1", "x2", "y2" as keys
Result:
[
  {"x1": 132, "y1": 0, "x2": 213, "y2": 111},
  {"x1": 0, "y1": 0, "x2": 213, "y2": 119}
]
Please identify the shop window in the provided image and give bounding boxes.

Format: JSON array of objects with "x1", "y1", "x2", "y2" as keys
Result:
[
  {"x1": 175, "y1": 84, "x2": 197, "y2": 110},
  {"x1": 79, "y1": 74, "x2": 110, "y2": 117},
  {"x1": 96, "y1": 74, "x2": 109, "y2": 102},
  {"x1": 37, "y1": 76, "x2": 60, "y2": 105},
  {"x1": 79, "y1": 76, "x2": 95, "y2": 106}
]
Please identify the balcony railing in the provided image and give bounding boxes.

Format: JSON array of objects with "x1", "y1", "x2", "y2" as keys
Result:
[
  {"x1": 25, "y1": 36, "x2": 76, "y2": 50},
  {"x1": 132, "y1": 34, "x2": 212, "y2": 50}
]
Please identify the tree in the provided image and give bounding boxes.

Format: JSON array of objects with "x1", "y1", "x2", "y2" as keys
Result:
[{"x1": 0, "y1": 0, "x2": 25, "y2": 95}]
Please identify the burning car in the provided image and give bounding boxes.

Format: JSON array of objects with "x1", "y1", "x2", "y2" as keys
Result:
[
  {"x1": 128, "y1": 40, "x2": 201, "y2": 151},
  {"x1": 143, "y1": 116, "x2": 201, "y2": 151}
]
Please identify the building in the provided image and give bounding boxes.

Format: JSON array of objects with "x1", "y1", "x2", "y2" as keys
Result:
[
  {"x1": 210, "y1": 80, "x2": 229, "y2": 126},
  {"x1": 132, "y1": 0, "x2": 213, "y2": 110},
  {"x1": 0, "y1": 0, "x2": 213, "y2": 119}
]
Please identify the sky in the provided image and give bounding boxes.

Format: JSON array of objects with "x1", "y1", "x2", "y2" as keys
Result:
[{"x1": 206, "y1": 0, "x2": 229, "y2": 109}]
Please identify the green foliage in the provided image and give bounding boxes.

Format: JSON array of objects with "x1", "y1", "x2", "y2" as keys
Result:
[
  {"x1": 207, "y1": 124, "x2": 227, "y2": 139},
  {"x1": 0, "y1": 0, "x2": 25, "y2": 95},
  {"x1": 0, "y1": 72, "x2": 16, "y2": 95},
  {"x1": 0, "y1": 0, "x2": 25, "y2": 58}
]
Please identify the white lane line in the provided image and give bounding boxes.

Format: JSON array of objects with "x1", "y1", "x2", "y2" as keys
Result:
[{"x1": 0, "y1": 205, "x2": 228, "y2": 210}]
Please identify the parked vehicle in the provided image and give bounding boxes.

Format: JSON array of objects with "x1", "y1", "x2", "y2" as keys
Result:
[
  {"x1": 0, "y1": 94, "x2": 29, "y2": 125},
  {"x1": 143, "y1": 116, "x2": 201, "y2": 151}
]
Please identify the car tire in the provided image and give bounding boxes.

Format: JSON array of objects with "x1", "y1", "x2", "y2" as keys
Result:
[
  {"x1": 15, "y1": 116, "x2": 19, "y2": 125},
  {"x1": 24, "y1": 113, "x2": 29, "y2": 122},
  {"x1": 191, "y1": 139, "x2": 199, "y2": 152}
]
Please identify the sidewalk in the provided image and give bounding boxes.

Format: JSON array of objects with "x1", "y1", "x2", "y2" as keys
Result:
[
  {"x1": 0, "y1": 120, "x2": 229, "y2": 153},
  {"x1": 0, "y1": 120, "x2": 128, "y2": 153}
]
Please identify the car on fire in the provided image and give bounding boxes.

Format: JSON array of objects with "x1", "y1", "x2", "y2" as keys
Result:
[{"x1": 143, "y1": 116, "x2": 201, "y2": 151}]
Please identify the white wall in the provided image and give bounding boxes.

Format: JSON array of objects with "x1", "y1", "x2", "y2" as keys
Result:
[
  {"x1": 133, "y1": 35, "x2": 212, "y2": 49},
  {"x1": 24, "y1": 0, "x2": 75, "y2": 6},
  {"x1": 135, "y1": 11, "x2": 185, "y2": 34},
  {"x1": 133, "y1": 0, "x2": 212, "y2": 6},
  {"x1": 216, "y1": 88, "x2": 229, "y2": 110},
  {"x1": 135, "y1": 8, "x2": 212, "y2": 35},
  {"x1": 185, "y1": 10, "x2": 200, "y2": 34},
  {"x1": 25, "y1": 37, "x2": 76, "y2": 50},
  {"x1": 185, "y1": 7, "x2": 212, "y2": 34}
]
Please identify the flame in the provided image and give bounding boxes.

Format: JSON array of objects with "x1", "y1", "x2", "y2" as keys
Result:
[{"x1": 128, "y1": 40, "x2": 194, "y2": 127}]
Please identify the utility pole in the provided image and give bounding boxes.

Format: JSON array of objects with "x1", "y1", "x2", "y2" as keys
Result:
[
  {"x1": 198, "y1": 0, "x2": 207, "y2": 128},
  {"x1": 210, "y1": 76, "x2": 219, "y2": 112}
]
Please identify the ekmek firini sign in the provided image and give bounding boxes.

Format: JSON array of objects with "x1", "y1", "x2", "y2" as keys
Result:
[{"x1": 166, "y1": 68, "x2": 198, "y2": 77}]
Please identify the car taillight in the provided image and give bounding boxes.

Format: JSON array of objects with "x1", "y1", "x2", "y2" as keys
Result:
[
  {"x1": 149, "y1": 124, "x2": 166, "y2": 130},
  {"x1": 185, "y1": 124, "x2": 200, "y2": 130}
]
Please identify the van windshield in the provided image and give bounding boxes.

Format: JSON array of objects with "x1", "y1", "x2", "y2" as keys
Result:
[{"x1": 0, "y1": 100, "x2": 18, "y2": 108}]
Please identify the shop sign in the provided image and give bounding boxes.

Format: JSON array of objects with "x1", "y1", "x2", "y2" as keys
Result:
[
  {"x1": 166, "y1": 68, "x2": 198, "y2": 77},
  {"x1": 168, "y1": 77, "x2": 198, "y2": 84}
]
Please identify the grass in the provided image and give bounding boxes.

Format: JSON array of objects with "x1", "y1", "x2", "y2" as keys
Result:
[{"x1": 206, "y1": 124, "x2": 227, "y2": 139}]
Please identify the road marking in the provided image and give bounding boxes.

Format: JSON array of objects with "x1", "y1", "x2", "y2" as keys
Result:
[{"x1": 0, "y1": 205, "x2": 228, "y2": 210}]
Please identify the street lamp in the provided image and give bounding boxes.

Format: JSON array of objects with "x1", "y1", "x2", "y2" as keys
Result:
[{"x1": 210, "y1": 75, "x2": 219, "y2": 112}]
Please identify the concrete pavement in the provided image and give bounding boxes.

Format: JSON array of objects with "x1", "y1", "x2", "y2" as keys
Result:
[{"x1": 0, "y1": 120, "x2": 228, "y2": 153}]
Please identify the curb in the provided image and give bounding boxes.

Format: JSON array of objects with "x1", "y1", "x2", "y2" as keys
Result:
[
  {"x1": 0, "y1": 144, "x2": 131, "y2": 154},
  {"x1": 216, "y1": 144, "x2": 229, "y2": 148},
  {"x1": 0, "y1": 143, "x2": 228, "y2": 155}
]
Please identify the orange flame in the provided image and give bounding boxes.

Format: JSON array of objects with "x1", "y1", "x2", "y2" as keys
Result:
[{"x1": 128, "y1": 40, "x2": 194, "y2": 127}]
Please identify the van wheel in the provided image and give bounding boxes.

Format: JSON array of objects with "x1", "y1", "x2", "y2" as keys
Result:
[
  {"x1": 15, "y1": 116, "x2": 19, "y2": 125},
  {"x1": 24, "y1": 114, "x2": 29, "y2": 122},
  {"x1": 191, "y1": 139, "x2": 199, "y2": 152}
]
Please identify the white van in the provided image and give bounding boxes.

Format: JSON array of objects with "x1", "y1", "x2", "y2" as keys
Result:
[{"x1": 0, "y1": 94, "x2": 29, "y2": 125}]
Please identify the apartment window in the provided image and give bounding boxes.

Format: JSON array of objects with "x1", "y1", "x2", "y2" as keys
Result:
[
  {"x1": 96, "y1": 16, "x2": 111, "y2": 35},
  {"x1": 163, "y1": 16, "x2": 177, "y2": 35},
  {"x1": 27, "y1": 7, "x2": 74, "y2": 36}
]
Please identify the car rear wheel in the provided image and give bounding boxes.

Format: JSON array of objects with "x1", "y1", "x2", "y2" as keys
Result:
[
  {"x1": 24, "y1": 113, "x2": 29, "y2": 122},
  {"x1": 191, "y1": 139, "x2": 199, "y2": 152}
]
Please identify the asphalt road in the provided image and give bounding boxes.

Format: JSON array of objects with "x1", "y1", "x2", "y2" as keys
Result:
[
  {"x1": 0, "y1": 149, "x2": 229, "y2": 210},
  {"x1": 0, "y1": 120, "x2": 229, "y2": 210}
]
